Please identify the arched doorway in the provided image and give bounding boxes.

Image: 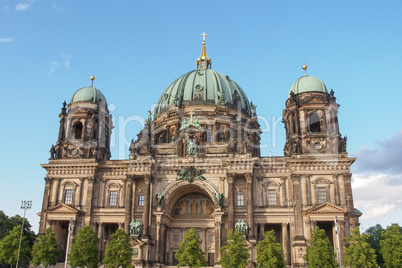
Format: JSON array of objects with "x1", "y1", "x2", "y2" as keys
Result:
[{"x1": 165, "y1": 191, "x2": 217, "y2": 266}]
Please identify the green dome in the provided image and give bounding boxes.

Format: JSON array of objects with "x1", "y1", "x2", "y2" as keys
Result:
[
  {"x1": 70, "y1": 86, "x2": 107, "y2": 104},
  {"x1": 288, "y1": 75, "x2": 327, "y2": 97},
  {"x1": 154, "y1": 69, "x2": 251, "y2": 118}
]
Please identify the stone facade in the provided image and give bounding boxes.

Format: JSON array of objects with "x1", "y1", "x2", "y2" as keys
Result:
[{"x1": 38, "y1": 43, "x2": 360, "y2": 267}]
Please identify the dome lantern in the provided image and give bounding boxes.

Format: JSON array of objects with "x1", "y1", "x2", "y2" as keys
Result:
[{"x1": 196, "y1": 32, "x2": 211, "y2": 70}]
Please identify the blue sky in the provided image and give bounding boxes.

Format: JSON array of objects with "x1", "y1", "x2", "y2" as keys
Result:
[{"x1": 0, "y1": 0, "x2": 401, "y2": 233}]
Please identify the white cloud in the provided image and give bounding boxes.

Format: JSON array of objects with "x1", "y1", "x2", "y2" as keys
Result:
[
  {"x1": 48, "y1": 53, "x2": 71, "y2": 73},
  {"x1": 51, "y1": 2, "x2": 62, "y2": 12},
  {"x1": 0, "y1": 37, "x2": 13, "y2": 43},
  {"x1": 61, "y1": 53, "x2": 71, "y2": 69},
  {"x1": 49, "y1": 61, "x2": 60, "y2": 73},
  {"x1": 15, "y1": 3, "x2": 30, "y2": 11},
  {"x1": 352, "y1": 173, "x2": 402, "y2": 222},
  {"x1": 15, "y1": 0, "x2": 34, "y2": 11}
]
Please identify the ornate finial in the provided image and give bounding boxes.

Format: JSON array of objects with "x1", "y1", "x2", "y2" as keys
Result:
[
  {"x1": 201, "y1": 32, "x2": 207, "y2": 45},
  {"x1": 90, "y1": 74, "x2": 95, "y2": 86},
  {"x1": 197, "y1": 32, "x2": 211, "y2": 70},
  {"x1": 302, "y1": 63, "x2": 308, "y2": 76}
]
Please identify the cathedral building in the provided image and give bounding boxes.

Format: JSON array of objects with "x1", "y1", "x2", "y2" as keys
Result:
[{"x1": 38, "y1": 35, "x2": 361, "y2": 267}]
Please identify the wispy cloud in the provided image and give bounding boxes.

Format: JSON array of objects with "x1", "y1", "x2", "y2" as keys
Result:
[
  {"x1": 51, "y1": 2, "x2": 62, "y2": 12},
  {"x1": 0, "y1": 37, "x2": 13, "y2": 43},
  {"x1": 48, "y1": 53, "x2": 71, "y2": 73},
  {"x1": 15, "y1": 0, "x2": 35, "y2": 11}
]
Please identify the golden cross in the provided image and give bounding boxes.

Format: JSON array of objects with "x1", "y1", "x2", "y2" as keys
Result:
[{"x1": 201, "y1": 32, "x2": 207, "y2": 43}]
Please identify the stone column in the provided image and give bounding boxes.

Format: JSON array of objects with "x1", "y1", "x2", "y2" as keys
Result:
[
  {"x1": 282, "y1": 223, "x2": 290, "y2": 265},
  {"x1": 339, "y1": 174, "x2": 346, "y2": 207},
  {"x1": 301, "y1": 175, "x2": 308, "y2": 208},
  {"x1": 280, "y1": 176, "x2": 287, "y2": 204},
  {"x1": 227, "y1": 173, "x2": 235, "y2": 230},
  {"x1": 131, "y1": 178, "x2": 137, "y2": 218},
  {"x1": 259, "y1": 223, "x2": 265, "y2": 241},
  {"x1": 98, "y1": 222, "x2": 104, "y2": 261},
  {"x1": 51, "y1": 178, "x2": 60, "y2": 206},
  {"x1": 291, "y1": 175, "x2": 303, "y2": 237},
  {"x1": 160, "y1": 224, "x2": 167, "y2": 263},
  {"x1": 333, "y1": 174, "x2": 340, "y2": 205},
  {"x1": 85, "y1": 177, "x2": 95, "y2": 225},
  {"x1": 245, "y1": 173, "x2": 255, "y2": 239},
  {"x1": 75, "y1": 178, "x2": 83, "y2": 208},
  {"x1": 39, "y1": 177, "x2": 52, "y2": 234},
  {"x1": 214, "y1": 211, "x2": 224, "y2": 264},
  {"x1": 124, "y1": 176, "x2": 133, "y2": 233},
  {"x1": 142, "y1": 174, "x2": 151, "y2": 238},
  {"x1": 154, "y1": 212, "x2": 163, "y2": 263}
]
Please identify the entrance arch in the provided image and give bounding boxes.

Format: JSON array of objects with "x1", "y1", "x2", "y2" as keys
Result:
[
  {"x1": 161, "y1": 180, "x2": 219, "y2": 266},
  {"x1": 163, "y1": 179, "x2": 218, "y2": 215}
]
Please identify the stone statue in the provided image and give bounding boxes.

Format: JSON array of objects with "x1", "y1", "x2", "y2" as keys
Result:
[
  {"x1": 216, "y1": 90, "x2": 225, "y2": 104},
  {"x1": 176, "y1": 166, "x2": 206, "y2": 183},
  {"x1": 214, "y1": 192, "x2": 224, "y2": 207},
  {"x1": 172, "y1": 94, "x2": 180, "y2": 106},
  {"x1": 330, "y1": 89, "x2": 335, "y2": 97},
  {"x1": 340, "y1": 135, "x2": 347, "y2": 153},
  {"x1": 130, "y1": 219, "x2": 142, "y2": 236},
  {"x1": 155, "y1": 192, "x2": 164, "y2": 207},
  {"x1": 50, "y1": 145, "x2": 56, "y2": 159},
  {"x1": 250, "y1": 101, "x2": 257, "y2": 116},
  {"x1": 187, "y1": 138, "x2": 195, "y2": 156},
  {"x1": 235, "y1": 219, "x2": 248, "y2": 235},
  {"x1": 129, "y1": 139, "x2": 135, "y2": 154}
]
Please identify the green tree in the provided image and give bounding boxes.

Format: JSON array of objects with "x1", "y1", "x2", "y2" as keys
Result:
[
  {"x1": 220, "y1": 229, "x2": 250, "y2": 268},
  {"x1": 68, "y1": 225, "x2": 99, "y2": 268},
  {"x1": 32, "y1": 228, "x2": 61, "y2": 267},
  {"x1": 365, "y1": 224, "x2": 384, "y2": 266},
  {"x1": 343, "y1": 227, "x2": 377, "y2": 268},
  {"x1": 175, "y1": 228, "x2": 207, "y2": 268},
  {"x1": 0, "y1": 225, "x2": 31, "y2": 266},
  {"x1": 303, "y1": 227, "x2": 338, "y2": 268},
  {"x1": 103, "y1": 229, "x2": 132, "y2": 268},
  {"x1": 256, "y1": 230, "x2": 285, "y2": 268},
  {"x1": 0, "y1": 211, "x2": 36, "y2": 248},
  {"x1": 380, "y1": 223, "x2": 402, "y2": 268}
]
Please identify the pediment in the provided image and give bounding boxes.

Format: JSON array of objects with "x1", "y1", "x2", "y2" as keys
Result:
[
  {"x1": 67, "y1": 105, "x2": 91, "y2": 114},
  {"x1": 302, "y1": 96, "x2": 326, "y2": 105},
  {"x1": 303, "y1": 202, "x2": 346, "y2": 216},
  {"x1": 46, "y1": 203, "x2": 82, "y2": 214}
]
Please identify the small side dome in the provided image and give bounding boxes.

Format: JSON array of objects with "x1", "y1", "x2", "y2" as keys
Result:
[
  {"x1": 70, "y1": 86, "x2": 107, "y2": 104},
  {"x1": 288, "y1": 75, "x2": 327, "y2": 97}
]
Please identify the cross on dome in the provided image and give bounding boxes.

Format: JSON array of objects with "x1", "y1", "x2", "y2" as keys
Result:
[{"x1": 201, "y1": 32, "x2": 207, "y2": 44}]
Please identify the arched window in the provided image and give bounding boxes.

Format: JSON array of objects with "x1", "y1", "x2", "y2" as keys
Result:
[
  {"x1": 73, "y1": 121, "x2": 83, "y2": 139},
  {"x1": 309, "y1": 112, "x2": 321, "y2": 133}
]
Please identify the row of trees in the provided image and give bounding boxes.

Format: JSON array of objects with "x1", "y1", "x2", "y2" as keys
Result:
[
  {"x1": 0, "y1": 208, "x2": 401, "y2": 268},
  {"x1": 177, "y1": 224, "x2": 402, "y2": 268},
  {"x1": 31, "y1": 226, "x2": 133, "y2": 268}
]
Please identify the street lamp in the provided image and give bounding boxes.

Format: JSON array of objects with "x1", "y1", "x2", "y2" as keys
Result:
[
  {"x1": 16, "y1": 200, "x2": 32, "y2": 268},
  {"x1": 284, "y1": 198, "x2": 296, "y2": 268}
]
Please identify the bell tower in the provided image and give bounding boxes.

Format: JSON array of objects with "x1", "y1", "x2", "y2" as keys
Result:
[
  {"x1": 283, "y1": 65, "x2": 347, "y2": 156},
  {"x1": 52, "y1": 75, "x2": 112, "y2": 161}
]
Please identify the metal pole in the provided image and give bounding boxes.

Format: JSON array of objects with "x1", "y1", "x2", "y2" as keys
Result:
[
  {"x1": 16, "y1": 200, "x2": 31, "y2": 268},
  {"x1": 334, "y1": 216, "x2": 342, "y2": 268},
  {"x1": 64, "y1": 218, "x2": 73, "y2": 268}
]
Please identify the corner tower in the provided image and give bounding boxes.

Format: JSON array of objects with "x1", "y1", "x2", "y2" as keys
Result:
[
  {"x1": 53, "y1": 75, "x2": 112, "y2": 161},
  {"x1": 283, "y1": 64, "x2": 346, "y2": 156}
]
